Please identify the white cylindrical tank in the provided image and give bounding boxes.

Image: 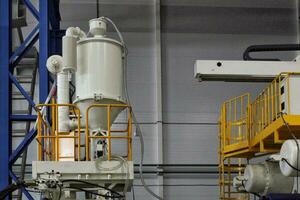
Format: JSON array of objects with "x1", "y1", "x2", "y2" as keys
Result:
[
  {"x1": 280, "y1": 139, "x2": 300, "y2": 176},
  {"x1": 243, "y1": 161, "x2": 294, "y2": 196},
  {"x1": 74, "y1": 33, "x2": 125, "y2": 131}
]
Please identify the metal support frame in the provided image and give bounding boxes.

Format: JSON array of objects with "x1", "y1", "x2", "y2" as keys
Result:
[
  {"x1": 0, "y1": 0, "x2": 12, "y2": 194},
  {"x1": 0, "y1": 0, "x2": 61, "y2": 198}
]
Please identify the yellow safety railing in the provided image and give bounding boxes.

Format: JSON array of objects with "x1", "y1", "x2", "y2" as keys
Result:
[
  {"x1": 36, "y1": 102, "x2": 133, "y2": 162},
  {"x1": 220, "y1": 93, "x2": 250, "y2": 149},
  {"x1": 36, "y1": 102, "x2": 81, "y2": 161},
  {"x1": 85, "y1": 104, "x2": 132, "y2": 161},
  {"x1": 218, "y1": 72, "x2": 300, "y2": 199},
  {"x1": 250, "y1": 72, "x2": 299, "y2": 138}
]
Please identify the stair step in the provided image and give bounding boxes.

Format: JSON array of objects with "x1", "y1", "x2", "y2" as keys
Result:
[
  {"x1": 13, "y1": 110, "x2": 30, "y2": 114},
  {"x1": 18, "y1": 80, "x2": 32, "y2": 84},
  {"x1": 12, "y1": 96, "x2": 28, "y2": 100},
  {"x1": 12, "y1": 91, "x2": 32, "y2": 96},
  {"x1": 12, "y1": 129, "x2": 26, "y2": 134},
  {"x1": 15, "y1": 63, "x2": 36, "y2": 69},
  {"x1": 15, "y1": 75, "x2": 34, "y2": 79},
  {"x1": 12, "y1": 134, "x2": 26, "y2": 138}
]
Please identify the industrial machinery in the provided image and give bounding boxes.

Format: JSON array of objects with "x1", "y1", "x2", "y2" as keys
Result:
[
  {"x1": 30, "y1": 17, "x2": 134, "y2": 200},
  {"x1": 194, "y1": 57, "x2": 300, "y2": 199}
]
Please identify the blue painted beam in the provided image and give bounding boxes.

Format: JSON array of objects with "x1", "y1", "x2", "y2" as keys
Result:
[
  {"x1": 23, "y1": 0, "x2": 39, "y2": 20},
  {"x1": 39, "y1": 0, "x2": 50, "y2": 103},
  {"x1": 9, "y1": 171, "x2": 34, "y2": 200},
  {"x1": 9, "y1": 129, "x2": 37, "y2": 164},
  {"x1": 9, "y1": 73, "x2": 36, "y2": 109},
  {"x1": 0, "y1": 0, "x2": 12, "y2": 193},
  {"x1": 49, "y1": 0, "x2": 61, "y2": 30},
  {"x1": 10, "y1": 115, "x2": 37, "y2": 121},
  {"x1": 10, "y1": 25, "x2": 39, "y2": 68}
]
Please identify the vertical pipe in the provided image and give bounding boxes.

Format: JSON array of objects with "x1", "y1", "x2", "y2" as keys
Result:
[
  {"x1": 275, "y1": 78, "x2": 278, "y2": 116},
  {"x1": 37, "y1": 113, "x2": 42, "y2": 161},
  {"x1": 0, "y1": 0, "x2": 11, "y2": 192},
  {"x1": 85, "y1": 108, "x2": 90, "y2": 161},
  {"x1": 57, "y1": 73, "x2": 73, "y2": 160},
  {"x1": 107, "y1": 106, "x2": 111, "y2": 161},
  {"x1": 51, "y1": 99, "x2": 55, "y2": 160},
  {"x1": 55, "y1": 104, "x2": 58, "y2": 161},
  {"x1": 77, "y1": 109, "x2": 81, "y2": 161},
  {"x1": 57, "y1": 73, "x2": 69, "y2": 133},
  {"x1": 128, "y1": 107, "x2": 132, "y2": 161},
  {"x1": 271, "y1": 83, "x2": 274, "y2": 122}
]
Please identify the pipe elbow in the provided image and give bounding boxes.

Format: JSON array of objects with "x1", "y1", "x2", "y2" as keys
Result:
[
  {"x1": 46, "y1": 55, "x2": 63, "y2": 74},
  {"x1": 66, "y1": 27, "x2": 87, "y2": 39}
]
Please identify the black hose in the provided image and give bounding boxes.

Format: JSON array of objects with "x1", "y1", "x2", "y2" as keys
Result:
[
  {"x1": 0, "y1": 182, "x2": 27, "y2": 200},
  {"x1": 243, "y1": 44, "x2": 300, "y2": 61}
]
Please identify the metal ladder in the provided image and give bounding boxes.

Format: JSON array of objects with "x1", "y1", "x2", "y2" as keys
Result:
[{"x1": 11, "y1": 48, "x2": 38, "y2": 200}]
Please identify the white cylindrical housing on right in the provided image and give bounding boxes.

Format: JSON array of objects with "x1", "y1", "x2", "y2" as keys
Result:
[{"x1": 280, "y1": 139, "x2": 300, "y2": 176}]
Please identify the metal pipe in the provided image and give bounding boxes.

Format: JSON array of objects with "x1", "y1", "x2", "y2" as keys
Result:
[{"x1": 243, "y1": 44, "x2": 300, "y2": 61}]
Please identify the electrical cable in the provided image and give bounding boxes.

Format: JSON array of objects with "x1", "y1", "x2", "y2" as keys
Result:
[
  {"x1": 132, "y1": 186, "x2": 136, "y2": 200},
  {"x1": 235, "y1": 177, "x2": 261, "y2": 198},
  {"x1": 280, "y1": 112, "x2": 299, "y2": 193},
  {"x1": 0, "y1": 181, "x2": 28, "y2": 199},
  {"x1": 281, "y1": 158, "x2": 300, "y2": 172},
  {"x1": 96, "y1": 0, "x2": 99, "y2": 18},
  {"x1": 133, "y1": 184, "x2": 219, "y2": 187},
  {"x1": 104, "y1": 16, "x2": 164, "y2": 200},
  {"x1": 63, "y1": 185, "x2": 123, "y2": 199},
  {"x1": 61, "y1": 179, "x2": 124, "y2": 197}
]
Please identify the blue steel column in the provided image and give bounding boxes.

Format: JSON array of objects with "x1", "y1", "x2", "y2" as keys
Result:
[
  {"x1": 0, "y1": 0, "x2": 11, "y2": 191},
  {"x1": 39, "y1": 0, "x2": 50, "y2": 102}
]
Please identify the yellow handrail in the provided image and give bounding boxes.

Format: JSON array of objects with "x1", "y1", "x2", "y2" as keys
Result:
[
  {"x1": 85, "y1": 104, "x2": 133, "y2": 161},
  {"x1": 36, "y1": 103, "x2": 81, "y2": 161},
  {"x1": 36, "y1": 102, "x2": 133, "y2": 162}
]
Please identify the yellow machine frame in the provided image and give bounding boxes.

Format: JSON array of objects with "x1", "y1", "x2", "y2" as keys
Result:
[{"x1": 219, "y1": 72, "x2": 300, "y2": 200}]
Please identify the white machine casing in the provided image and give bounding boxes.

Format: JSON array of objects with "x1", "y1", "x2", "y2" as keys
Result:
[
  {"x1": 280, "y1": 75, "x2": 300, "y2": 115},
  {"x1": 194, "y1": 60, "x2": 300, "y2": 81},
  {"x1": 74, "y1": 24, "x2": 125, "y2": 131}
]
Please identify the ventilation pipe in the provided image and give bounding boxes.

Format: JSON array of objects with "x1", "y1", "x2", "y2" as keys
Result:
[{"x1": 46, "y1": 28, "x2": 86, "y2": 160}]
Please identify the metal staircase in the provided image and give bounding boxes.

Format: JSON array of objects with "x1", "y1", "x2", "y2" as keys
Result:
[{"x1": 11, "y1": 48, "x2": 38, "y2": 200}]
